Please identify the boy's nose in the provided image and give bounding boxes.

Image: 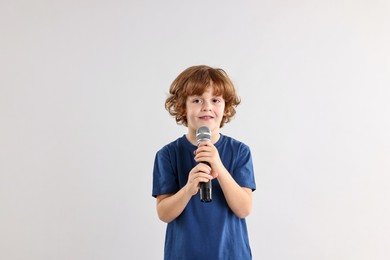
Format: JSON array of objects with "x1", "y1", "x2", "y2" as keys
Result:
[{"x1": 201, "y1": 102, "x2": 212, "y2": 111}]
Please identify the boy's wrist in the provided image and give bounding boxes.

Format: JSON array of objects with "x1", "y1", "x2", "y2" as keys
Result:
[
  {"x1": 183, "y1": 184, "x2": 196, "y2": 198},
  {"x1": 215, "y1": 167, "x2": 229, "y2": 180}
]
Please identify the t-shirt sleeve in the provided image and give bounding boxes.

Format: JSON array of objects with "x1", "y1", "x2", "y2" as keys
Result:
[
  {"x1": 152, "y1": 146, "x2": 179, "y2": 198},
  {"x1": 233, "y1": 143, "x2": 256, "y2": 191}
]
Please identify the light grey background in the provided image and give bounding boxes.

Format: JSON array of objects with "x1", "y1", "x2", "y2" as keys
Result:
[{"x1": 1, "y1": 0, "x2": 389, "y2": 259}]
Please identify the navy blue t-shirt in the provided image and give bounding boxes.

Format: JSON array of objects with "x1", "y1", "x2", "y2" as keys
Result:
[{"x1": 153, "y1": 134, "x2": 256, "y2": 260}]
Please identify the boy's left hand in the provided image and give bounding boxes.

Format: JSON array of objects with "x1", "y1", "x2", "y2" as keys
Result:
[{"x1": 194, "y1": 141, "x2": 224, "y2": 179}]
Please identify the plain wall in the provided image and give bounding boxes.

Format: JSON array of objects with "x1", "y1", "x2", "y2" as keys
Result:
[{"x1": 1, "y1": 0, "x2": 389, "y2": 259}]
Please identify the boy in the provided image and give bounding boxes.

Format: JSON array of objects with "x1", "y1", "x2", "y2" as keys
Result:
[{"x1": 152, "y1": 65, "x2": 256, "y2": 259}]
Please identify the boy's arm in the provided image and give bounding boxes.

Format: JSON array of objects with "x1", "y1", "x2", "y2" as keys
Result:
[
  {"x1": 194, "y1": 141, "x2": 253, "y2": 218},
  {"x1": 216, "y1": 168, "x2": 253, "y2": 219},
  {"x1": 156, "y1": 163, "x2": 213, "y2": 223},
  {"x1": 156, "y1": 191, "x2": 192, "y2": 223}
]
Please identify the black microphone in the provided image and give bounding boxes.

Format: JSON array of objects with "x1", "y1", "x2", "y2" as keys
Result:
[{"x1": 196, "y1": 126, "x2": 212, "y2": 203}]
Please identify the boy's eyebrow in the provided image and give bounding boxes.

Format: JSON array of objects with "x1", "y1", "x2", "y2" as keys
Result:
[{"x1": 188, "y1": 95, "x2": 224, "y2": 99}]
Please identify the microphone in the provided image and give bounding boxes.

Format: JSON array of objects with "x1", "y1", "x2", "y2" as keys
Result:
[{"x1": 196, "y1": 126, "x2": 212, "y2": 203}]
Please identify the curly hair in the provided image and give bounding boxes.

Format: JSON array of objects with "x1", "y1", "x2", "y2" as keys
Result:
[{"x1": 165, "y1": 65, "x2": 241, "y2": 128}]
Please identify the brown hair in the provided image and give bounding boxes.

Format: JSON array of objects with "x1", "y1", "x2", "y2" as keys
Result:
[{"x1": 165, "y1": 65, "x2": 241, "y2": 127}]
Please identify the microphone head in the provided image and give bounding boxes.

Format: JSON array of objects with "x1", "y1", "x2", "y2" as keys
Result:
[{"x1": 196, "y1": 126, "x2": 212, "y2": 145}]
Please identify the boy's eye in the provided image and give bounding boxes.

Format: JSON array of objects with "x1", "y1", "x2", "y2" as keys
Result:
[
  {"x1": 213, "y1": 98, "x2": 221, "y2": 103},
  {"x1": 192, "y1": 99, "x2": 202, "y2": 104}
]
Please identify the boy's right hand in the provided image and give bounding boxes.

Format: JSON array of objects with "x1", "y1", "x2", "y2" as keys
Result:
[{"x1": 185, "y1": 163, "x2": 213, "y2": 196}]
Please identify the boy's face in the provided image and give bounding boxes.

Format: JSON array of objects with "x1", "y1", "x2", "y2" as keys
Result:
[{"x1": 185, "y1": 87, "x2": 225, "y2": 135}]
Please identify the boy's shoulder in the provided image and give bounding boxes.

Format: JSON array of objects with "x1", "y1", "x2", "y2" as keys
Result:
[
  {"x1": 219, "y1": 134, "x2": 249, "y2": 148},
  {"x1": 158, "y1": 135, "x2": 191, "y2": 152}
]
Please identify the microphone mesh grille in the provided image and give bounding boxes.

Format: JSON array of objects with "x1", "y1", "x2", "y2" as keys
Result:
[{"x1": 196, "y1": 126, "x2": 211, "y2": 144}]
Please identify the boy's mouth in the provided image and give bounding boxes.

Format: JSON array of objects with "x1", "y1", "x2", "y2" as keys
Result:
[{"x1": 199, "y1": 116, "x2": 214, "y2": 120}]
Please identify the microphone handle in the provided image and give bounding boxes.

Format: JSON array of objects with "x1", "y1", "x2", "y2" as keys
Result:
[{"x1": 200, "y1": 162, "x2": 212, "y2": 202}]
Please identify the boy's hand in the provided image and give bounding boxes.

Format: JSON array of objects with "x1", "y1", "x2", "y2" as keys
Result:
[
  {"x1": 185, "y1": 163, "x2": 213, "y2": 196},
  {"x1": 194, "y1": 141, "x2": 224, "y2": 178}
]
